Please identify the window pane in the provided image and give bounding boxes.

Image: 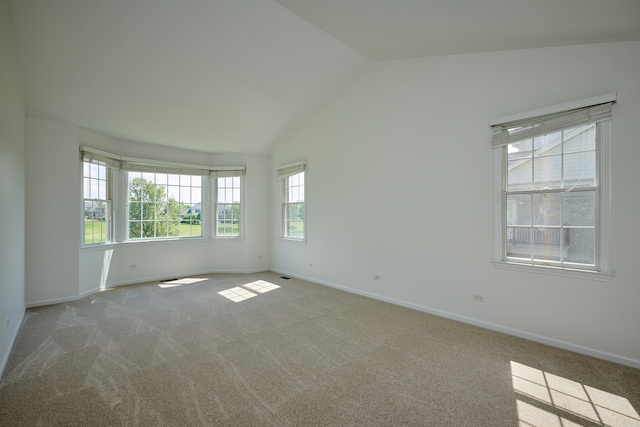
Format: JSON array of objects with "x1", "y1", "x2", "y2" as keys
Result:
[
  {"x1": 533, "y1": 228, "x2": 561, "y2": 262},
  {"x1": 142, "y1": 221, "x2": 155, "y2": 238},
  {"x1": 84, "y1": 201, "x2": 108, "y2": 245},
  {"x1": 167, "y1": 221, "x2": 180, "y2": 237},
  {"x1": 98, "y1": 164, "x2": 106, "y2": 180},
  {"x1": 534, "y1": 154, "x2": 561, "y2": 190},
  {"x1": 128, "y1": 172, "x2": 202, "y2": 240},
  {"x1": 284, "y1": 203, "x2": 304, "y2": 238},
  {"x1": 129, "y1": 221, "x2": 141, "y2": 239},
  {"x1": 564, "y1": 124, "x2": 595, "y2": 153},
  {"x1": 508, "y1": 139, "x2": 532, "y2": 161},
  {"x1": 533, "y1": 193, "x2": 560, "y2": 226},
  {"x1": 565, "y1": 228, "x2": 595, "y2": 265},
  {"x1": 563, "y1": 192, "x2": 595, "y2": 227},
  {"x1": 155, "y1": 174, "x2": 167, "y2": 185},
  {"x1": 90, "y1": 163, "x2": 99, "y2": 179},
  {"x1": 563, "y1": 151, "x2": 595, "y2": 189},
  {"x1": 506, "y1": 227, "x2": 531, "y2": 259},
  {"x1": 507, "y1": 159, "x2": 532, "y2": 191},
  {"x1": 533, "y1": 132, "x2": 562, "y2": 154},
  {"x1": 216, "y1": 204, "x2": 240, "y2": 237},
  {"x1": 129, "y1": 202, "x2": 141, "y2": 220},
  {"x1": 98, "y1": 180, "x2": 106, "y2": 200},
  {"x1": 506, "y1": 194, "x2": 531, "y2": 226},
  {"x1": 84, "y1": 178, "x2": 91, "y2": 199},
  {"x1": 180, "y1": 187, "x2": 191, "y2": 204}
]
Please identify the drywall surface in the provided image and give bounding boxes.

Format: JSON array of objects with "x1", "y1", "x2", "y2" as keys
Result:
[
  {"x1": 271, "y1": 41, "x2": 640, "y2": 366},
  {"x1": 0, "y1": 0, "x2": 26, "y2": 376},
  {"x1": 25, "y1": 117, "x2": 80, "y2": 306}
]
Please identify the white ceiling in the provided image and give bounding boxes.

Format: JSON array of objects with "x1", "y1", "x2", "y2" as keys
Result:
[
  {"x1": 274, "y1": 0, "x2": 640, "y2": 60},
  {"x1": 10, "y1": 0, "x2": 640, "y2": 154}
]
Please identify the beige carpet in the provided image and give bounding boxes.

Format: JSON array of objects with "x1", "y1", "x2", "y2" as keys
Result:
[{"x1": 1, "y1": 272, "x2": 639, "y2": 426}]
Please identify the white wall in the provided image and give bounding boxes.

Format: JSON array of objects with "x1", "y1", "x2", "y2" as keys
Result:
[
  {"x1": 271, "y1": 41, "x2": 640, "y2": 367},
  {"x1": 25, "y1": 117, "x2": 80, "y2": 306},
  {"x1": 0, "y1": 0, "x2": 26, "y2": 376},
  {"x1": 78, "y1": 130, "x2": 271, "y2": 296}
]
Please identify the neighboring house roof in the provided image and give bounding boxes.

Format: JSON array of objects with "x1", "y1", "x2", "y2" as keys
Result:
[{"x1": 180, "y1": 203, "x2": 201, "y2": 216}]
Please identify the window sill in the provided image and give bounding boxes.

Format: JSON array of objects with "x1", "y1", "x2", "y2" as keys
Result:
[
  {"x1": 281, "y1": 237, "x2": 306, "y2": 243},
  {"x1": 492, "y1": 260, "x2": 613, "y2": 282}
]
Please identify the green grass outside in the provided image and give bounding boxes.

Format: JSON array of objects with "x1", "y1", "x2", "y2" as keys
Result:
[{"x1": 84, "y1": 221, "x2": 239, "y2": 243}]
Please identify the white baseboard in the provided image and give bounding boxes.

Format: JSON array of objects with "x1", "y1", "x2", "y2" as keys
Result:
[
  {"x1": 0, "y1": 307, "x2": 26, "y2": 380},
  {"x1": 272, "y1": 269, "x2": 640, "y2": 370},
  {"x1": 26, "y1": 295, "x2": 79, "y2": 308}
]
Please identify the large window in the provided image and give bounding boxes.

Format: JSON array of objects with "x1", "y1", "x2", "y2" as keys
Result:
[
  {"x1": 215, "y1": 177, "x2": 241, "y2": 237},
  {"x1": 277, "y1": 162, "x2": 306, "y2": 240},
  {"x1": 127, "y1": 172, "x2": 202, "y2": 239},
  {"x1": 83, "y1": 158, "x2": 111, "y2": 245},
  {"x1": 491, "y1": 96, "x2": 614, "y2": 277},
  {"x1": 284, "y1": 171, "x2": 305, "y2": 239},
  {"x1": 80, "y1": 147, "x2": 245, "y2": 245}
]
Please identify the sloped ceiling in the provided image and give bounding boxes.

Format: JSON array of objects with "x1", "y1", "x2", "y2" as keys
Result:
[
  {"x1": 10, "y1": 0, "x2": 640, "y2": 154},
  {"x1": 274, "y1": 0, "x2": 640, "y2": 61}
]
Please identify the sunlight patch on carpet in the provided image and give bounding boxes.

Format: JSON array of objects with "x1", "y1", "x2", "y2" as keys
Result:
[
  {"x1": 243, "y1": 280, "x2": 280, "y2": 294},
  {"x1": 218, "y1": 287, "x2": 257, "y2": 302},
  {"x1": 158, "y1": 277, "x2": 208, "y2": 288},
  {"x1": 511, "y1": 361, "x2": 640, "y2": 426}
]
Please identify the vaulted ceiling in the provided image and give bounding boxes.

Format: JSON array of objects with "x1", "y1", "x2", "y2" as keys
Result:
[{"x1": 10, "y1": 0, "x2": 640, "y2": 154}]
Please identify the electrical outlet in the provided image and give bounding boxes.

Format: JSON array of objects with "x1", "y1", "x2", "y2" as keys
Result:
[
  {"x1": 373, "y1": 274, "x2": 381, "y2": 280},
  {"x1": 472, "y1": 294, "x2": 485, "y2": 302},
  {"x1": 129, "y1": 264, "x2": 136, "y2": 269}
]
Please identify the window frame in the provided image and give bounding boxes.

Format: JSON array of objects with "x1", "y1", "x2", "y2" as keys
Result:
[
  {"x1": 214, "y1": 176, "x2": 243, "y2": 238},
  {"x1": 80, "y1": 146, "x2": 245, "y2": 247},
  {"x1": 491, "y1": 98, "x2": 613, "y2": 281},
  {"x1": 277, "y1": 162, "x2": 306, "y2": 241},
  {"x1": 81, "y1": 156, "x2": 113, "y2": 246},
  {"x1": 125, "y1": 170, "x2": 204, "y2": 241}
]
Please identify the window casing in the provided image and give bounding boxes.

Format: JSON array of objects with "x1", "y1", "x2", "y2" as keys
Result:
[
  {"x1": 277, "y1": 162, "x2": 306, "y2": 240},
  {"x1": 283, "y1": 171, "x2": 305, "y2": 239},
  {"x1": 491, "y1": 96, "x2": 614, "y2": 278},
  {"x1": 215, "y1": 176, "x2": 241, "y2": 237}
]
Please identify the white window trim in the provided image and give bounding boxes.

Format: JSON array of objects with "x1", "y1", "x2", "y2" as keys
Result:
[
  {"x1": 213, "y1": 176, "x2": 244, "y2": 239},
  {"x1": 80, "y1": 159, "x2": 113, "y2": 247},
  {"x1": 80, "y1": 146, "x2": 245, "y2": 246},
  {"x1": 277, "y1": 161, "x2": 306, "y2": 242},
  {"x1": 491, "y1": 98, "x2": 614, "y2": 282}
]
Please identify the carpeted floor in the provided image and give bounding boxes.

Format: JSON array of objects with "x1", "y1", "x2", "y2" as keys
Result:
[{"x1": 1, "y1": 272, "x2": 639, "y2": 426}]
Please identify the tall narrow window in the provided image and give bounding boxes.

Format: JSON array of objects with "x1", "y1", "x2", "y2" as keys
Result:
[
  {"x1": 492, "y1": 95, "x2": 614, "y2": 277},
  {"x1": 127, "y1": 172, "x2": 202, "y2": 239},
  {"x1": 283, "y1": 171, "x2": 305, "y2": 240},
  {"x1": 83, "y1": 158, "x2": 111, "y2": 245},
  {"x1": 215, "y1": 177, "x2": 241, "y2": 237}
]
